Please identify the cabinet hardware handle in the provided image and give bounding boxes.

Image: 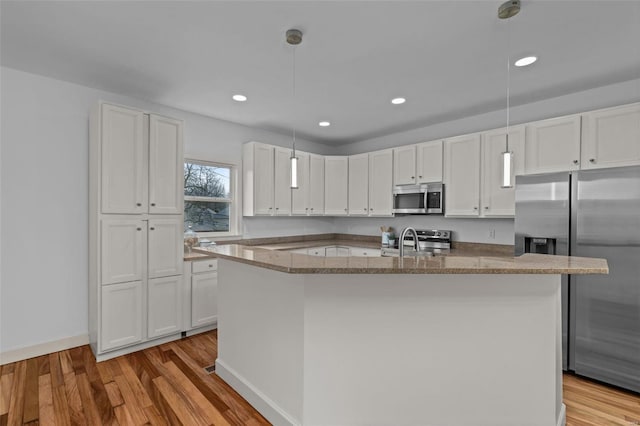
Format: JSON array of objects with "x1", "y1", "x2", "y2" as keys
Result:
[
  {"x1": 305, "y1": 207, "x2": 309, "y2": 210},
  {"x1": 411, "y1": 176, "x2": 415, "y2": 179},
  {"x1": 151, "y1": 203, "x2": 156, "y2": 206},
  {"x1": 269, "y1": 207, "x2": 273, "y2": 210},
  {"x1": 137, "y1": 227, "x2": 142, "y2": 231},
  {"x1": 589, "y1": 158, "x2": 595, "y2": 163},
  {"x1": 209, "y1": 264, "x2": 213, "y2": 267},
  {"x1": 136, "y1": 203, "x2": 142, "y2": 206},
  {"x1": 419, "y1": 175, "x2": 422, "y2": 178},
  {"x1": 484, "y1": 206, "x2": 489, "y2": 210},
  {"x1": 473, "y1": 207, "x2": 478, "y2": 210},
  {"x1": 364, "y1": 208, "x2": 367, "y2": 211},
  {"x1": 573, "y1": 160, "x2": 579, "y2": 165},
  {"x1": 344, "y1": 208, "x2": 348, "y2": 212},
  {"x1": 276, "y1": 207, "x2": 279, "y2": 210},
  {"x1": 150, "y1": 227, "x2": 155, "y2": 230},
  {"x1": 310, "y1": 207, "x2": 314, "y2": 210}
]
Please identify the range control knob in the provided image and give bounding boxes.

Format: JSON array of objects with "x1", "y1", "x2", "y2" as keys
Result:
[{"x1": 434, "y1": 231, "x2": 440, "y2": 237}]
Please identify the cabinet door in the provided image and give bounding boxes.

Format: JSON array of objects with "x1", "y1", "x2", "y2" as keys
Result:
[
  {"x1": 368, "y1": 149, "x2": 394, "y2": 216},
  {"x1": 348, "y1": 154, "x2": 369, "y2": 216},
  {"x1": 416, "y1": 140, "x2": 443, "y2": 183},
  {"x1": 336, "y1": 247, "x2": 351, "y2": 257},
  {"x1": 149, "y1": 115, "x2": 183, "y2": 214},
  {"x1": 101, "y1": 218, "x2": 144, "y2": 285},
  {"x1": 148, "y1": 217, "x2": 183, "y2": 278},
  {"x1": 393, "y1": 145, "x2": 416, "y2": 185},
  {"x1": 148, "y1": 276, "x2": 182, "y2": 338},
  {"x1": 324, "y1": 156, "x2": 349, "y2": 215},
  {"x1": 101, "y1": 281, "x2": 143, "y2": 351},
  {"x1": 308, "y1": 154, "x2": 325, "y2": 215},
  {"x1": 192, "y1": 272, "x2": 218, "y2": 328},
  {"x1": 308, "y1": 247, "x2": 326, "y2": 256},
  {"x1": 292, "y1": 152, "x2": 309, "y2": 215},
  {"x1": 525, "y1": 115, "x2": 581, "y2": 174},
  {"x1": 274, "y1": 147, "x2": 292, "y2": 216},
  {"x1": 101, "y1": 104, "x2": 146, "y2": 214},
  {"x1": 481, "y1": 126, "x2": 525, "y2": 217},
  {"x1": 253, "y1": 143, "x2": 275, "y2": 215},
  {"x1": 444, "y1": 134, "x2": 481, "y2": 217},
  {"x1": 349, "y1": 247, "x2": 381, "y2": 257},
  {"x1": 581, "y1": 103, "x2": 640, "y2": 169}
]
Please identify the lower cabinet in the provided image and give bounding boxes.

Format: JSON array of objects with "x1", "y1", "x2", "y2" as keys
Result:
[
  {"x1": 148, "y1": 276, "x2": 182, "y2": 339},
  {"x1": 101, "y1": 281, "x2": 143, "y2": 351},
  {"x1": 183, "y1": 259, "x2": 218, "y2": 334}
]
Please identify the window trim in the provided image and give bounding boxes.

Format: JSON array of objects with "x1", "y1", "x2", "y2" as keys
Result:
[{"x1": 184, "y1": 158, "x2": 239, "y2": 238}]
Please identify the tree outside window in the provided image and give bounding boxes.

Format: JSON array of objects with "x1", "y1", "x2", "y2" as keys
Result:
[{"x1": 184, "y1": 161, "x2": 234, "y2": 233}]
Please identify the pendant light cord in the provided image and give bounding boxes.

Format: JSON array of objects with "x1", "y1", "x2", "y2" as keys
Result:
[
  {"x1": 292, "y1": 46, "x2": 297, "y2": 157},
  {"x1": 506, "y1": 17, "x2": 511, "y2": 152}
]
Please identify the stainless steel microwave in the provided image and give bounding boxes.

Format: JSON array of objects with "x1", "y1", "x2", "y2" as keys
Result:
[{"x1": 392, "y1": 183, "x2": 444, "y2": 215}]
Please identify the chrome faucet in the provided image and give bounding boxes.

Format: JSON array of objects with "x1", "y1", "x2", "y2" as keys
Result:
[{"x1": 399, "y1": 227, "x2": 419, "y2": 257}]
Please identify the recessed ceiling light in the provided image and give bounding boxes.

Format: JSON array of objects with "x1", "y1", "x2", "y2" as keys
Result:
[
  {"x1": 232, "y1": 94, "x2": 247, "y2": 102},
  {"x1": 318, "y1": 121, "x2": 331, "y2": 127},
  {"x1": 391, "y1": 97, "x2": 406, "y2": 105},
  {"x1": 514, "y1": 56, "x2": 537, "y2": 67}
]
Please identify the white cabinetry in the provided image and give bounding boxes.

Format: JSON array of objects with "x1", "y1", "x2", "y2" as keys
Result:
[
  {"x1": 183, "y1": 259, "x2": 218, "y2": 334},
  {"x1": 417, "y1": 140, "x2": 443, "y2": 183},
  {"x1": 348, "y1": 154, "x2": 369, "y2": 216},
  {"x1": 324, "y1": 156, "x2": 349, "y2": 215},
  {"x1": 89, "y1": 102, "x2": 184, "y2": 361},
  {"x1": 393, "y1": 145, "x2": 417, "y2": 185},
  {"x1": 368, "y1": 149, "x2": 394, "y2": 216},
  {"x1": 274, "y1": 147, "x2": 292, "y2": 215},
  {"x1": 309, "y1": 154, "x2": 325, "y2": 215},
  {"x1": 480, "y1": 126, "x2": 525, "y2": 217},
  {"x1": 243, "y1": 142, "x2": 275, "y2": 216},
  {"x1": 581, "y1": 103, "x2": 640, "y2": 170},
  {"x1": 525, "y1": 115, "x2": 581, "y2": 174},
  {"x1": 292, "y1": 152, "x2": 310, "y2": 215},
  {"x1": 444, "y1": 134, "x2": 481, "y2": 217},
  {"x1": 148, "y1": 276, "x2": 182, "y2": 339},
  {"x1": 349, "y1": 247, "x2": 381, "y2": 257}
]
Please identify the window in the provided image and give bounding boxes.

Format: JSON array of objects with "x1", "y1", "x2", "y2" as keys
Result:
[{"x1": 184, "y1": 160, "x2": 236, "y2": 235}]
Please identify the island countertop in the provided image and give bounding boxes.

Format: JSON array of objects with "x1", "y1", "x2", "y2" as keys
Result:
[{"x1": 195, "y1": 244, "x2": 608, "y2": 274}]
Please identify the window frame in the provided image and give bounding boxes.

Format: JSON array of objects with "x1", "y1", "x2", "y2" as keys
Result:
[{"x1": 184, "y1": 158, "x2": 239, "y2": 238}]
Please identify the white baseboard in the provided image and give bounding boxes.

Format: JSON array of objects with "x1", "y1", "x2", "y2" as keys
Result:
[
  {"x1": 557, "y1": 403, "x2": 566, "y2": 426},
  {"x1": 0, "y1": 334, "x2": 89, "y2": 365},
  {"x1": 215, "y1": 358, "x2": 299, "y2": 426},
  {"x1": 94, "y1": 333, "x2": 182, "y2": 362}
]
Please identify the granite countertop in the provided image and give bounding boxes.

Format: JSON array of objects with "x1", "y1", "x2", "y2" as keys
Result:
[{"x1": 194, "y1": 244, "x2": 608, "y2": 275}]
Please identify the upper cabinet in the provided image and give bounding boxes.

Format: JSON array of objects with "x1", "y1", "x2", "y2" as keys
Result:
[
  {"x1": 308, "y1": 154, "x2": 325, "y2": 215},
  {"x1": 444, "y1": 134, "x2": 481, "y2": 217},
  {"x1": 368, "y1": 149, "x2": 394, "y2": 216},
  {"x1": 243, "y1": 142, "x2": 274, "y2": 216},
  {"x1": 581, "y1": 103, "x2": 640, "y2": 170},
  {"x1": 525, "y1": 115, "x2": 581, "y2": 174},
  {"x1": 274, "y1": 147, "x2": 292, "y2": 216},
  {"x1": 481, "y1": 126, "x2": 525, "y2": 218},
  {"x1": 100, "y1": 104, "x2": 146, "y2": 214},
  {"x1": 416, "y1": 140, "x2": 443, "y2": 183},
  {"x1": 393, "y1": 145, "x2": 417, "y2": 185},
  {"x1": 148, "y1": 115, "x2": 184, "y2": 214},
  {"x1": 100, "y1": 105, "x2": 183, "y2": 214},
  {"x1": 292, "y1": 152, "x2": 310, "y2": 215},
  {"x1": 324, "y1": 156, "x2": 349, "y2": 216},
  {"x1": 348, "y1": 154, "x2": 369, "y2": 216}
]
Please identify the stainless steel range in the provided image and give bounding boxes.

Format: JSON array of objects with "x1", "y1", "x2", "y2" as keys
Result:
[{"x1": 382, "y1": 229, "x2": 451, "y2": 256}]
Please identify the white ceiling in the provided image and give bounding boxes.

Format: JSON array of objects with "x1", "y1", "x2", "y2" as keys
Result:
[{"x1": 2, "y1": 1, "x2": 640, "y2": 145}]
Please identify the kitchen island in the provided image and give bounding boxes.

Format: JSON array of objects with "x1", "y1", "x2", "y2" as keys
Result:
[{"x1": 196, "y1": 244, "x2": 607, "y2": 426}]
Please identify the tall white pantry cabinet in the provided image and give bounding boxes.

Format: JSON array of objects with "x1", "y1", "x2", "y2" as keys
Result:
[{"x1": 89, "y1": 102, "x2": 184, "y2": 361}]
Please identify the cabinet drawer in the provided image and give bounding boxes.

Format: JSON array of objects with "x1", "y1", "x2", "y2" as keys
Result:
[{"x1": 192, "y1": 259, "x2": 218, "y2": 274}]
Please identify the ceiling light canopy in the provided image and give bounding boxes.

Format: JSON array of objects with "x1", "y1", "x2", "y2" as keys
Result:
[
  {"x1": 515, "y1": 56, "x2": 537, "y2": 67},
  {"x1": 391, "y1": 97, "x2": 406, "y2": 105},
  {"x1": 319, "y1": 121, "x2": 331, "y2": 127},
  {"x1": 232, "y1": 94, "x2": 247, "y2": 102}
]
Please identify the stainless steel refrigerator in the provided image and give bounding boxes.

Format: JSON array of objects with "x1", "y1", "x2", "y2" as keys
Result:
[{"x1": 515, "y1": 166, "x2": 640, "y2": 393}]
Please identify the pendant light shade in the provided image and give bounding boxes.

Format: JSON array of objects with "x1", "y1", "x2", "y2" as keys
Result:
[
  {"x1": 501, "y1": 150, "x2": 514, "y2": 188},
  {"x1": 290, "y1": 155, "x2": 299, "y2": 189}
]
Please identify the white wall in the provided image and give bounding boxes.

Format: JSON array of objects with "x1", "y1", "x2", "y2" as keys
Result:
[{"x1": 0, "y1": 67, "x2": 333, "y2": 354}]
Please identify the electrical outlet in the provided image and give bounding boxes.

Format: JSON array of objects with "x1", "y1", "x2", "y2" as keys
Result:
[{"x1": 489, "y1": 229, "x2": 496, "y2": 239}]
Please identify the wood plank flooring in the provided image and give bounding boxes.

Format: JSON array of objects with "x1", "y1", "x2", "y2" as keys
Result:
[{"x1": 1, "y1": 330, "x2": 638, "y2": 425}]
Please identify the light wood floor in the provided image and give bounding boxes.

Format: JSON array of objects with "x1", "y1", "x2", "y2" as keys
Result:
[{"x1": 1, "y1": 330, "x2": 639, "y2": 425}]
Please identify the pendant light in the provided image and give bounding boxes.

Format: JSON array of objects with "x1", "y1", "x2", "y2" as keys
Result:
[
  {"x1": 498, "y1": 0, "x2": 520, "y2": 188},
  {"x1": 287, "y1": 29, "x2": 302, "y2": 189}
]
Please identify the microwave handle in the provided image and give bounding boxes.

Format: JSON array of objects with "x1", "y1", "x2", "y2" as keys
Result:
[{"x1": 423, "y1": 190, "x2": 428, "y2": 210}]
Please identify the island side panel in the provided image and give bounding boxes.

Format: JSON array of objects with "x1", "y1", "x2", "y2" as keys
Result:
[
  {"x1": 303, "y1": 273, "x2": 561, "y2": 426},
  {"x1": 216, "y1": 260, "x2": 305, "y2": 426}
]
